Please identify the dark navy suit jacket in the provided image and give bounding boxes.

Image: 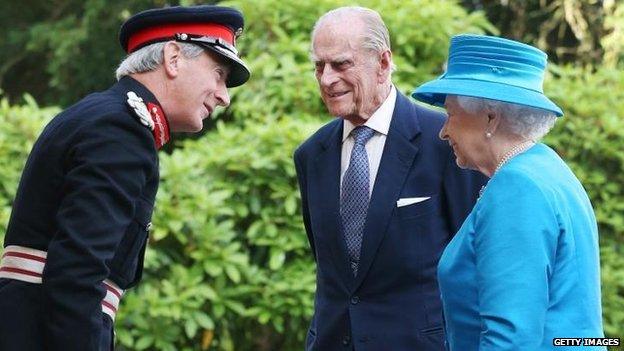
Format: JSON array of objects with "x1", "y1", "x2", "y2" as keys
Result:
[{"x1": 294, "y1": 92, "x2": 485, "y2": 351}]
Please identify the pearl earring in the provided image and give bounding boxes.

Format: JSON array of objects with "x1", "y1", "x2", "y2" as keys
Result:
[{"x1": 485, "y1": 132, "x2": 492, "y2": 138}]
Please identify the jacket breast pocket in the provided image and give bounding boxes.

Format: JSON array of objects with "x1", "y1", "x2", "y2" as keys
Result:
[
  {"x1": 109, "y1": 197, "x2": 153, "y2": 288},
  {"x1": 397, "y1": 194, "x2": 440, "y2": 220}
]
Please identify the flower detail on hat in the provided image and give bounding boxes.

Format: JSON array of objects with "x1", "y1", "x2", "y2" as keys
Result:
[{"x1": 126, "y1": 91, "x2": 154, "y2": 130}]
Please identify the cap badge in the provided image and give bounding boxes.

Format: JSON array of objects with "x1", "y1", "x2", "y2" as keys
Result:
[{"x1": 126, "y1": 91, "x2": 154, "y2": 130}]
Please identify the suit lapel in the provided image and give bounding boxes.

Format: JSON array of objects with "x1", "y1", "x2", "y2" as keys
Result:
[
  {"x1": 311, "y1": 120, "x2": 355, "y2": 288},
  {"x1": 351, "y1": 93, "x2": 421, "y2": 291}
]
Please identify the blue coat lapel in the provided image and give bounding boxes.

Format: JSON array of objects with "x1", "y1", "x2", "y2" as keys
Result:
[
  {"x1": 312, "y1": 121, "x2": 355, "y2": 289},
  {"x1": 351, "y1": 93, "x2": 422, "y2": 291}
]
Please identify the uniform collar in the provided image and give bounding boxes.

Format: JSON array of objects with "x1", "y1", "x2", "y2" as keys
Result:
[
  {"x1": 342, "y1": 85, "x2": 396, "y2": 142},
  {"x1": 117, "y1": 76, "x2": 171, "y2": 149}
]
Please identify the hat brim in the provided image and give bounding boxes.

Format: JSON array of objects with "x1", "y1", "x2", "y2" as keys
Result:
[
  {"x1": 412, "y1": 78, "x2": 563, "y2": 117},
  {"x1": 199, "y1": 43, "x2": 250, "y2": 87}
]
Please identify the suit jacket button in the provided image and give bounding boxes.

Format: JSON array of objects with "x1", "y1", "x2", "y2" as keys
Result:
[
  {"x1": 342, "y1": 336, "x2": 351, "y2": 346},
  {"x1": 350, "y1": 296, "x2": 360, "y2": 305}
]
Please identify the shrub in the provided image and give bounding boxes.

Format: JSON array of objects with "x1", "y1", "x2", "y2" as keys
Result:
[
  {"x1": 116, "y1": 118, "x2": 321, "y2": 350},
  {"x1": 544, "y1": 66, "x2": 624, "y2": 338},
  {"x1": 1, "y1": 1, "x2": 621, "y2": 350}
]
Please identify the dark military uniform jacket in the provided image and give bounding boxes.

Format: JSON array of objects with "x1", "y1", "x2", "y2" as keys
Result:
[{"x1": 0, "y1": 76, "x2": 169, "y2": 351}]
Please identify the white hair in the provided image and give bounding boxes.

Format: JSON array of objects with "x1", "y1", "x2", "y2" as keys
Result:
[
  {"x1": 455, "y1": 95, "x2": 558, "y2": 141},
  {"x1": 115, "y1": 42, "x2": 205, "y2": 80},
  {"x1": 311, "y1": 6, "x2": 396, "y2": 73}
]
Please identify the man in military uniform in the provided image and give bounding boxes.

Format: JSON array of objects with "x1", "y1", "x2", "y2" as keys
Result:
[{"x1": 0, "y1": 5, "x2": 249, "y2": 350}]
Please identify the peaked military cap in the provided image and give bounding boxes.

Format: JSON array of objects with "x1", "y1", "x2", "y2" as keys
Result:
[{"x1": 119, "y1": 5, "x2": 250, "y2": 87}]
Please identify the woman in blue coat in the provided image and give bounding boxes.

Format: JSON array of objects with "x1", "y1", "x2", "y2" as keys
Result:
[{"x1": 412, "y1": 34, "x2": 606, "y2": 350}]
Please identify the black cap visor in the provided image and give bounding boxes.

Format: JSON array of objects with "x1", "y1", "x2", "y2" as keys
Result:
[
  {"x1": 200, "y1": 43, "x2": 250, "y2": 87},
  {"x1": 175, "y1": 34, "x2": 249, "y2": 87}
]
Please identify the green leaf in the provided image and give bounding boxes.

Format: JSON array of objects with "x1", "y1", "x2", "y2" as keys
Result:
[
  {"x1": 185, "y1": 319, "x2": 198, "y2": 338},
  {"x1": 134, "y1": 335, "x2": 154, "y2": 350},
  {"x1": 194, "y1": 312, "x2": 215, "y2": 329},
  {"x1": 269, "y1": 248, "x2": 286, "y2": 270},
  {"x1": 225, "y1": 265, "x2": 241, "y2": 283}
]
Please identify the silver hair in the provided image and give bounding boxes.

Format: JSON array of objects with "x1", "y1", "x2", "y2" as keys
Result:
[
  {"x1": 455, "y1": 95, "x2": 558, "y2": 141},
  {"x1": 115, "y1": 42, "x2": 205, "y2": 80},
  {"x1": 311, "y1": 6, "x2": 396, "y2": 72}
]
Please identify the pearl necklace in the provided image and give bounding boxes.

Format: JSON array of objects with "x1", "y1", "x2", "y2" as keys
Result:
[
  {"x1": 478, "y1": 140, "x2": 535, "y2": 199},
  {"x1": 494, "y1": 140, "x2": 535, "y2": 174}
]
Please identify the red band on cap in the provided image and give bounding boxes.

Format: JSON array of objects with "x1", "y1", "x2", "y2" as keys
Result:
[{"x1": 127, "y1": 23, "x2": 234, "y2": 53}]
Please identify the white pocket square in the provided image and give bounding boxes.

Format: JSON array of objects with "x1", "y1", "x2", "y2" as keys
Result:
[{"x1": 396, "y1": 197, "x2": 431, "y2": 207}]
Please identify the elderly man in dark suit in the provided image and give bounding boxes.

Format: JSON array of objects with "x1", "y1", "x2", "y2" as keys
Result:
[
  {"x1": 0, "y1": 5, "x2": 249, "y2": 351},
  {"x1": 294, "y1": 6, "x2": 485, "y2": 351}
]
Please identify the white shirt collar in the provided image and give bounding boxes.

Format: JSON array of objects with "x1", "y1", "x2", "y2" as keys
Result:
[{"x1": 342, "y1": 85, "x2": 397, "y2": 142}]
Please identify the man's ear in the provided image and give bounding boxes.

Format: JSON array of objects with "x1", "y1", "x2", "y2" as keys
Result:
[
  {"x1": 378, "y1": 50, "x2": 392, "y2": 83},
  {"x1": 163, "y1": 41, "x2": 183, "y2": 78}
]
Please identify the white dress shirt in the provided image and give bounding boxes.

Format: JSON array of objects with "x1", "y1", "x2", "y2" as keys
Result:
[{"x1": 341, "y1": 85, "x2": 397, "y2": 196}]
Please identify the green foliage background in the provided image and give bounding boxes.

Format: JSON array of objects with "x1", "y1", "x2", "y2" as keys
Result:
[{"x1": 0, "y1": 0, "x2": 622, "y2": 350}]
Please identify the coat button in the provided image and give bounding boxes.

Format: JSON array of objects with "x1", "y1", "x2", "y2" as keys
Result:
[
  {"x1": 350, "y1": 296, "x2": 360, "y2": 305},
  {"x1": 342, "y1": 335, "x2": 351, "y2": 346}
]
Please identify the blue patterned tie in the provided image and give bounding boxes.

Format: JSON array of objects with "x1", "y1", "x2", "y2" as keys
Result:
[{"x1": 341, "y1": 126, "x2": 375, "y2": 276}]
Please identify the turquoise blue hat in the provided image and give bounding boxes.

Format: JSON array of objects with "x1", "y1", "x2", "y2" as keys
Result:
[{"x1": 412, "y1": 34, "x2": 563, "y2": 116}]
